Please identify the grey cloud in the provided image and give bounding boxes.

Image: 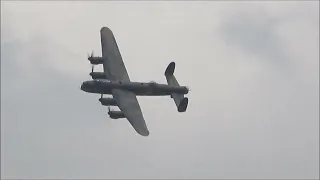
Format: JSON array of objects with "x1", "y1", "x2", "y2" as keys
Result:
[
  {"x1": 1, "y1": 1, "x2": 319, "y2": 179},
  {"x1": 219, "y1": 10, "x2": 287, "y2": 68},
  {"x1": 1, "y1": 35, "x2": 140, "y2": 178}
]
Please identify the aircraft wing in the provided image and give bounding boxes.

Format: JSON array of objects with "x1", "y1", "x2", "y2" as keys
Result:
[
  {"x1": 100, "y1": 27, "x2": 148, "y2": 136},
  {"x1": 112, "y1": 89, "x2": 149, "y2": 136},
  {"x1": 100, "y1": 27, "x2": 131, "y2": 82}
]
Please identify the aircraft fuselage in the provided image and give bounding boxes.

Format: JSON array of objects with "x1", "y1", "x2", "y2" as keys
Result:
[{"x1": 80, "y1": 80, "x2": 188, "y2": 96}]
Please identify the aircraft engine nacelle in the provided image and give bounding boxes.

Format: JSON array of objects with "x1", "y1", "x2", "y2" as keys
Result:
[
  {"x1": 88, "y1": 57, "x2": 104, "y2": 65},
  {"x1": 99, "y1": 97, "x2": 117, "y2": 106},
  {"x1": 108, "y1": 111, "x2": 125, "y2": 119},
  {"x1": 90, "y1": 72, "x2": 106, "y2": 79}
]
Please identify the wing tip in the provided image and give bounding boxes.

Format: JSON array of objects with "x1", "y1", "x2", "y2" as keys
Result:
[{"x1": 137, "y1": 129, "x2": 150, "y2": 136}]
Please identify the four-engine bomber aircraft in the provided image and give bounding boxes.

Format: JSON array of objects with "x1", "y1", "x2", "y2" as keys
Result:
[{"x1": 81, "y1": 27, "x2": 189, "y2": 136}]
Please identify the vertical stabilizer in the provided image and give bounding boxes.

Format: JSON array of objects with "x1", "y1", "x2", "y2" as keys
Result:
[{"x1": 165, "y1": 62, "x2": 188, "y2": 112}]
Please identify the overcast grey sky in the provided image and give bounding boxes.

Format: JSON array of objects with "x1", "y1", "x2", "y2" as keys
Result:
[{"x1": 1, "y1": 1, "x2": 319, "y2": 179}]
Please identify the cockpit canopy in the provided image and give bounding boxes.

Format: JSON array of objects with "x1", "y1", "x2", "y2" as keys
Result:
[
  {"x1": 148, "y1": 81, "x2": 157, "y2": 84},
  {"x1": 94, "y1": 79, "x2": 110, "y2": 83}
]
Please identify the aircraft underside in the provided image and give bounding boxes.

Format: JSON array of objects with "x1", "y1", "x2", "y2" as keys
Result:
[
  {"x1": 81, "y1": 27, "x2": 189, "y2": 136},
  {"x1": 81, "y1": 81, "x2": 188, "y2": 96}
]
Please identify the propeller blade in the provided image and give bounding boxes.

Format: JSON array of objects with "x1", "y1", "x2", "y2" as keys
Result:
[
  {"x1": 91, "y1": 51, "x2": 94, "y2": 57},
  {"x1": 91, "y1": 65, "x2": 94, "y2": 73},
  {"x1": 108, "y1": 106, "x2": 110, "y2": 112},
  {"x1": 101, "y1": 94, "x2": 103, "y2": 98}
]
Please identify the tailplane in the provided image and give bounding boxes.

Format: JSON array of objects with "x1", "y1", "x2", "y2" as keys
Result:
[{"x1": 165, "y1": 62, "x2": 188, "y2": 112}]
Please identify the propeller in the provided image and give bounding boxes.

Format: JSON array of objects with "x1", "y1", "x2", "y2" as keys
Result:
[
  {"x1": 98, "y1": 94, "x2": 103, "y2": 103},
  {"x1": 107, "y1": 106, "x2": 113, "y2": 118},
  {"x1": 88, "y1": 51, "x2": 95, "y2": 78},
  {"x1": 89, "y1": 64, "x2": 94, "y2": 79},
  {"x1": 87, "y1": 51, "x2": 94, "y2": 59}
]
